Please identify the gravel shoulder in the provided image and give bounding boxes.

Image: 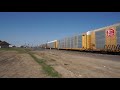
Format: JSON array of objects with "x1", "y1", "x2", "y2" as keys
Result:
[
  {"x1": 0, "y1": 49, "x2": 120, "y2": 78},
  {"x1": 33, "y1": 49, "x2": 120, "y2": 78}
]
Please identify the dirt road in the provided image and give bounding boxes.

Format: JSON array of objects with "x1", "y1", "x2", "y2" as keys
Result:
[
  {"x1": 0, "y1": 49, "x2": 120, "y2": 78},
  {"x1": 33, "y1": 49, "x2": 120, "y2": 78}
]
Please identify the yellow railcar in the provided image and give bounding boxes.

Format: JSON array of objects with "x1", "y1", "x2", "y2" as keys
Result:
[
  {"x1": 47, "y1": 40, "x2": 58, "y2": 49},
  {"x1": 82, "y1": 31, "x2": 91, "y2": 51},
  {"x1": 43, "y1": 23, "x2": 120, "y2": 53},
  {"x1": 90, "y1": 23, "x2": 120, "y2": 52}
]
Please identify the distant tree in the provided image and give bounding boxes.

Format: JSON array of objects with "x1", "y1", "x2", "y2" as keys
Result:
[
  {"x1": 20, "y1": 46, "x2": 24, "y2": 48},
  {"x1": 12, "y1": 45, "x2": 16, "y2": 48}
]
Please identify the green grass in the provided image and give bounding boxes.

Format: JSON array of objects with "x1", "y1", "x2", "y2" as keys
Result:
[
  {"x1": 29, "y1": 52, "x2": 61, "y2": 78},
  {"x1": 0, "y1": 48, "x2": 31, "y2": 53},
  {"x1": 0, "y1": 48, "x2": 61, "y2": 77}
]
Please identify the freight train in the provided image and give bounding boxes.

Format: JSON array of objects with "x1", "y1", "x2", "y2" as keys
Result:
[{"x1": 40, "y1": 23, "x2": 120, "y2": 52}]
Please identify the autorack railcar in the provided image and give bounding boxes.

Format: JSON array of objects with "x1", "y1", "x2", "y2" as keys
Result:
[{"x1": 43, "y1": 23, "x2": 120, "y2": 53}]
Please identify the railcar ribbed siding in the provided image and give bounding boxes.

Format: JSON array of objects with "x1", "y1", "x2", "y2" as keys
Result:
[
  {"x1": 116, "y1": 25, "x2": 120, "y2": 45},
  {"x1": 95, "y1": 30, "x2": 105, "y2": 49},
  {"x1": 67, "y1": 37, "x2": 70, "y2": 48},
  {"x1": 65, "y1": 38, "x2": 67, "y2": 48},
  {"x1": 63, "y1": 39, "x2": 65, "y2": 48},
  {"x1": 78, "y1": 35, "x2": 82, "y2": 48},
  {"x1": 71, "y1": 37, "x2": 73, "y2": 48},
  {"x1": 64, "y1": 38, "x2": 67, "y2": 48},
  {"x1": 73, "y1": 36, "x2": 77, "y2": 48},
  {"x1": 75, "y1": 35, "x2": 78, "y2": 48},
  {"x1": 60, "y1": 40, "x2": 62, "y2": 48},
  {"x1": 69, "y1": 37, "x2": 71, "y2": 48},
  {"x1": 64, "y1": 39, "x2": 66, "y2": 48},
  {"x1": 59, "y1": 40, "x2": 61, "y2": 48}
]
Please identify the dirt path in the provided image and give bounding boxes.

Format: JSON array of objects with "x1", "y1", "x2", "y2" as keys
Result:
[
  {"x1": 0, "y1": 51, "x2": 47, "y2": 78},
  {"x1": 1, "y1": 49, "x2": 120, "y2": 78},
  {"x1": 33, "y1": 49, "x2": 120, "y2": 78}
]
